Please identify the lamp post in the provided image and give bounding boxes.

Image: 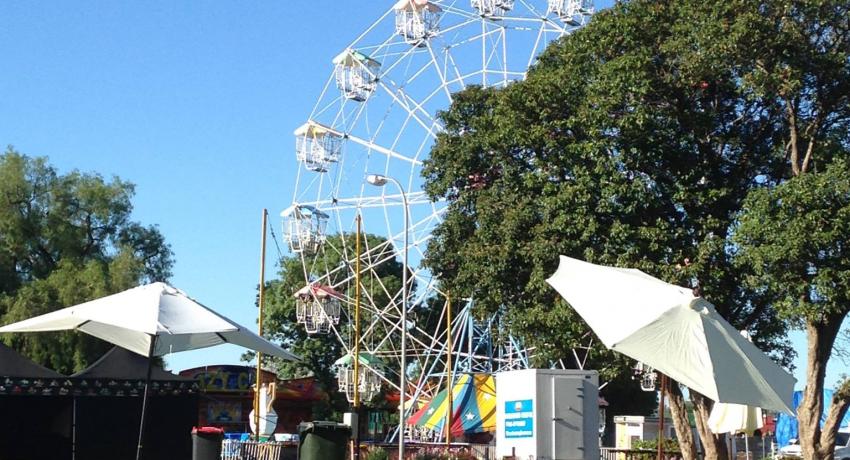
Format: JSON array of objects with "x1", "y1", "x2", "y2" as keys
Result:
[{"x1": 365, "y1": 173, "x2": 409, "y2": 459}]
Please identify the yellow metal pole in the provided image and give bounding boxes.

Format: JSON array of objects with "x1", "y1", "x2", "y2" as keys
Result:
[
  {"x1": 254, "y1": 209, "x2": 268, "y2": 441},
  {"x1": 353, "y1": 215, "x2": 362, "y2": 460},
  {"x1": 445, "y1": 294, "x2": 453, "y2": 447}
]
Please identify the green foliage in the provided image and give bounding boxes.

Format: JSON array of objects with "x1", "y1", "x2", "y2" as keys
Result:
[
  {"x1": 363, "y1": 447, "x2": 389, "y2": 460},
  {"x1": 0, "y1": 147, "x2": 173, "y2": 373},
  {"x1": 735, "y1": 159, "x2": 850, "y2": 324},
  {"x1": 259, "y1": 232, "x2": 405, "y2": 419},
  {"x1": 408, "y1": 451, "x2": 477, "y2": 460},
  {"x1": 412, "y1": 453, "x2": 446, "y2": 460},
  {"x1": 632, "y1": 438, "x2": 680, "y2": 451},
  {"x1": 631, "y1": 437, "x2": 682, "y2": 460},
  {"x1": 423, "y1": 0, "x2": 800, "y2": 377}
]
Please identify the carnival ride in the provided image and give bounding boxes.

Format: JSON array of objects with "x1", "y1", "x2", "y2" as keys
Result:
[{"x1": 283, "y1": 0, "x2": 594, "y2": 441}]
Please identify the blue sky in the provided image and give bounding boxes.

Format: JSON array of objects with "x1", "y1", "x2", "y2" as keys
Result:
[{"x1": 0, "y1": 0, "x2": 841, "y2": 390}]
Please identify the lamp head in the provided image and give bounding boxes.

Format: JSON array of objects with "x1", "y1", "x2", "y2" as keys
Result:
[{"x1": 366, "y1": 174, "x2": 388, "y2": 186}]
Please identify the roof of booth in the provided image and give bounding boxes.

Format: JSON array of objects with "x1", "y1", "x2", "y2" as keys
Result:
[
  {"x1": 0, "y1": 342, "x2": 65, "y2": 378},
  {"x1": 71, "y1": 346, "x2": 193, "y2": 381}
]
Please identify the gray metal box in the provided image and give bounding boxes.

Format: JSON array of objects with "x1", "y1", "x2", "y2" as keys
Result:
[{"x1": 496, "y1": 369, "x2": 599, "y2": 460}]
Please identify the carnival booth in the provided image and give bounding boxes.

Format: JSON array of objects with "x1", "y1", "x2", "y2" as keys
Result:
[
  {"x1": 179, "y1": 365, "x2": 327, "y2": 434},
  {"x1": 0, "y1": 343, "x2": 71, "y2": 460},
  {"x1": 70, "y1": 347, "x2": 198, "y2": 460}
]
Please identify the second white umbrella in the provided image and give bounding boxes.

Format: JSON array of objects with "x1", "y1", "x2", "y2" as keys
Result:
[{"x1": 546, "y1": 256, "x2": 794, "y2": 413}]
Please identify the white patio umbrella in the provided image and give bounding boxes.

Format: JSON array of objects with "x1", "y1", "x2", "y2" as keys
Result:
[
  {"x1": 707, "y1": 330, "x2": 767, "y2": 458},
  {"x1": 709, "y1": 402, "x2": 764, "y2": 458},
  {"x1": 0, "y1": 282, "x2": 299, "y2": 460},
  {"x1": 708, "y1": 402, "x2": 764, "y2": 435},
  {"x1": 546, "y1": 256, "x2": 794, "y2": 413}
]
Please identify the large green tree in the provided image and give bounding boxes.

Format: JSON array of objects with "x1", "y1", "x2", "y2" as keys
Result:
[
  {"x1": 0, "y1": 147, "x2": 173, "y2": 374},
  {"x1": 730, "y1": 0, "x2": 850, "y2": 450},
  {"x1": 735, "y1": 160, "x2": 850, "y2": 459},
  {"x1": 421, "y1": 0, "x2": 849, "y2": 457}
]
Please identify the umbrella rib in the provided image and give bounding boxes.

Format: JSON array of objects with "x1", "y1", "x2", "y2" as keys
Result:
[{"x1": 156, "y1": 321, "x2": 174, "y2": 335}]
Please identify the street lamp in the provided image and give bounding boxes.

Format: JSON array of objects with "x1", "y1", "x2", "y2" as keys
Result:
[{"x1": 366, "y1": 173, "x2": 409, "y2": 459}]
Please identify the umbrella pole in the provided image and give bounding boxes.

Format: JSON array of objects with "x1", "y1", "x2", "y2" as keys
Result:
[
  {"x1": 657, "y1": 373, "x2": 666, "y2": 460},
  {"x1": 136, "y1": 336, "x2": 157, "y2": 460},
  {"x1": 72, "y1": 396, "x2": 76, "y2": 460}
]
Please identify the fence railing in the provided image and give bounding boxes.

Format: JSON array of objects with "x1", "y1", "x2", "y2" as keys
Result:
[
  {"x1": 221, "y1": 440, "x2": 296, "y2": 460},
  {"x1": 224, "y1": 441, "x2": 706, "y2": 460},
  {"x1": 220, "y1": 440, "x2": 495, "y2": 460},
  {"x1": 600, "y1": 447, "x2": 690, "y2": 460}
]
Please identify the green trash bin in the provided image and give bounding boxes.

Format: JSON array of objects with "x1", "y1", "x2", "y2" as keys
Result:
[{"x1": 297, "y1": 421, "x2": 351, "y2": 460}]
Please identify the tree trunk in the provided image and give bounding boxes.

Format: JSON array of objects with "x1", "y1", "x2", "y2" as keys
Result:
[
  {"x1": 820, "y1": 380, "x2": 850, "y2": 460},
  {"x1": 798, "y1": 317, "x2": 844, "y2": 460},
  {"x1": 666, "y1": 380, "x2": 698, "y2": 460},
  {"x1": 691, "y1": 391, "x2": 729, "y2": 460}
]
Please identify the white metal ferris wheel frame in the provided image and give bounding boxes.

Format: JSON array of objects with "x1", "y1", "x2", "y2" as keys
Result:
[{"x1": 285, "y1": 0, "x2": 595, "y2": 430}]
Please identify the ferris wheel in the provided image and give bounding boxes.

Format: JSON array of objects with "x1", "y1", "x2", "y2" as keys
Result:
[{"x1": 283, "y1": 0, "x2": 594, "y2": 430}]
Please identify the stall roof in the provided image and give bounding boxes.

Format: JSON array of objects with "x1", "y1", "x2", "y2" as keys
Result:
[
  {"x1": 0, "y1": 342, "x2": 64, "y2": 378},
  {"x1": 71, "y1": 346, "x2": 193, "y2": 381}
]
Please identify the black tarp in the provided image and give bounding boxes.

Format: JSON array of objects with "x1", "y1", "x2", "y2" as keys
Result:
[
  {"x1": 0, "y1": 343, "x2": 65, "y2": 379},
  {"x1": 70, "y1": 347, "x2": 199, "y2": 460},
  {"x1": 70, "y1": 347, "x2": 193, "y2": 381},
  {"x1": 0, "y1": 343, "x2": 72, "y2": 460},
  {"x1": 0, "y1": 345, "x2": 199, "y2": 460}
]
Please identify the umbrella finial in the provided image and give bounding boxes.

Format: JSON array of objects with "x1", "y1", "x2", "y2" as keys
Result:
[{"x1": 689, "y1": 298, "x2": 715, "y2": 315}]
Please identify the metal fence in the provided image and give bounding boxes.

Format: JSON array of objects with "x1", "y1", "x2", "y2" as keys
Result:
[
  {"x1": 219, "y1": 440, "x2": 495, "y2": 460},
  {"x1": 221, "y1": 440, "x2": 296, "y2": 460},
  {"x1": 224, "y1": 442, "x2": 709, "y2": 460},
  {"x1": 599, "y1": 448, "x2": 690, "y2": 460}
]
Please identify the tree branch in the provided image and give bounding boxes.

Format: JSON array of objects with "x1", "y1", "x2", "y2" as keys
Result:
[{"x1": 787, "y1": 98, "x2": 801, "y2": 176}]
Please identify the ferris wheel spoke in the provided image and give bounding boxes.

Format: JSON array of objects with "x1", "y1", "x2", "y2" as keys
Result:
[
  {"x1": 344, "y1": 6, "x2": 396, "y2": 51},
  {"x1": 376, "y1": 82, "x2": 441, "y2": 139},
  {"x1": 424, "y1": 41, "x2": 454, "y2": 104},
  {"x1": 516, "y1": 0, "x2": 549, "y2": 21},
  {"x1": 432, "y1": 15, "x2": 478, "y2": 37},
  {"x1": 294, "y1": 191, "x2": 434, "y2": 211},
  {"x1": 345, "y1": 133, "x2": 423, "y2": 166},
  {"x1": 373, "y1": 40, "x2": 432, "y2": 81}
]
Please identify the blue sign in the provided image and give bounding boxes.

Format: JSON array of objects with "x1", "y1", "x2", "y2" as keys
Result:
[{"x1": 504, "y1": 399, "x2": 534, "y2": 438}]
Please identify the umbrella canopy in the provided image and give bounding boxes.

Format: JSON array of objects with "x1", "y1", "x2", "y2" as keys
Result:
[
  {"x1": 0, "y1": 282, "x2": 299, "y2": 361},
  {"x1": 546, "y1": 256, "x2": 794, "y2": 413},
  {"x1": 408, "y1": 373, "x2": 496, "y2": 436},
  {"x1": 708, "y1": 403, "x2": 764, "y2": 435}
]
